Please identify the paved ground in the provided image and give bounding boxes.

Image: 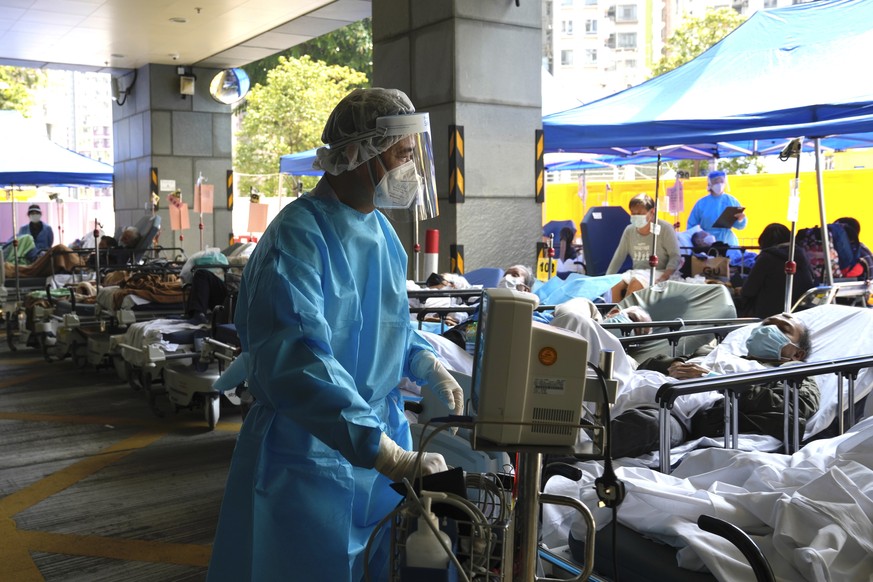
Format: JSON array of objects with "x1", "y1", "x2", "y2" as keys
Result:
[{"x1": 0, "y1": 323, "x2": 240, "y2": 581}]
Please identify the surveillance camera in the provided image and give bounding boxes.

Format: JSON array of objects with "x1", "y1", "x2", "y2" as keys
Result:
[{"x1": 172, "y1": 55, "x2": 179, "y2": 61}]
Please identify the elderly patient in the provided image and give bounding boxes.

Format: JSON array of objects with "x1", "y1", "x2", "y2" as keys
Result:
[{"x1": 550, "y1": 303, "x2": 819, "y2": 458}]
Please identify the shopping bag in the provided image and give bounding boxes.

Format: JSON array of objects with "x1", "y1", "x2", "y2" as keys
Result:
[{"x1": 691, "y1": 255, "x2": 730, "y2": 281}]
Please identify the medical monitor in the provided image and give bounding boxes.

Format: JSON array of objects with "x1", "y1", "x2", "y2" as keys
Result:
[{"x1": 471, "y1": 288, "x2": 589, "y2": 448}]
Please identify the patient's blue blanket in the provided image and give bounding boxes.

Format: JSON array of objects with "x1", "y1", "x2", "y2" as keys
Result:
[{"x1": 534, "y1": 273, "x2": 622, "y2": 305}]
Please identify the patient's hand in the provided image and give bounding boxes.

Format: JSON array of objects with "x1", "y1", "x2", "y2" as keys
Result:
[{"x1": 668, "y1": 362, "x2": 710, "y2": 379}]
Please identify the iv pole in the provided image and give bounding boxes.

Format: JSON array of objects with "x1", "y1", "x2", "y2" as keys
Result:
[
  {"x1": 648, "y1": 152, "x2": 663, "y2": 287},
  {"x1": 196, "y1": 172, "x2": 206, "y2": 251},
  {"x1": 780, "y1": 138, "x2": 802, "y2": 313}
]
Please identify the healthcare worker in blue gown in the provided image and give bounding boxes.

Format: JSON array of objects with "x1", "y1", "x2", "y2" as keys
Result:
[
  {"x1": 207, "y1": 88, "x2": 464, "y2": 582},
  {"x1": 686, "y1": 170, "x2": 747, "y2": 249}
]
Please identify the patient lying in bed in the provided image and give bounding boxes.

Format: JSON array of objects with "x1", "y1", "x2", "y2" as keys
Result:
[
  {"x1": 606, "y1": 312, "x2": 819, "y2": 458},
  {"x1": 552, "y1": 302, "x2": 873, "y2": 459}
]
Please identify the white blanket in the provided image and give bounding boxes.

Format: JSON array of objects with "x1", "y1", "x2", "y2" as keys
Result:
[{"x1": 542, "y1": 416, "x2": 873, "y2": 581}]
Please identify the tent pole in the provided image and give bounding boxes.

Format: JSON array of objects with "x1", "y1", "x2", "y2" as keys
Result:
[
  {"x1": 649, "y1": 153, "x2": 662, "y2": 287},
  {"x1": 10, "y1": 189, "x2": 21, "y2": 305},
  {"x1": 814, "y1": 138, "x2": 834, "y2": 287},
  {"x1": 413, "y1": 217, "x2": 420, "y2": 282},
  {"x1": 783, "y1": 139, "x2": 802, "y2": 313}
]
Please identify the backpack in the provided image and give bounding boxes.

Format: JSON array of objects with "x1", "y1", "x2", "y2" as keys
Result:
[{"x1": 795, "y1": 227, "x2": 841, "y2": 283}]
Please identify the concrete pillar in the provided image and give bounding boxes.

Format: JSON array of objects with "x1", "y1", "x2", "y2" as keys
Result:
[
  {"x1": 112, "y1": 65, "x2": 233, "y2": 257},
  {"x1": 372, "y1": 0, "x2": 544, "y2": 277}
]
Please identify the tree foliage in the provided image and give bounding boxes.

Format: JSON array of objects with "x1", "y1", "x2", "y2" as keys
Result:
[
  {"x1": 653, "y1": 8, "x2": 760, "y2": 175},
  {"x1": 0, "y1": 66, "x2": 46, "y2": 114},
  {"x1": 243, "y1": 19, "x2": 372, "y2": 89},
  {"x1": 234, "y1": 55, "x2": 368, "y2": 196},
  {"x1": 651, "y1": 8, "x2": 745, "y2": 77}
]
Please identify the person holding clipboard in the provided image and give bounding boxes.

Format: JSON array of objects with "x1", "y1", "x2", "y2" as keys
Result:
[{"x1": 686, "y1": 170, "x2": 747, "y2": 249}]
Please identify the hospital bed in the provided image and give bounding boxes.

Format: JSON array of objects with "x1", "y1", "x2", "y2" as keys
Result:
[
  {"x1": 540, "y1": 304, "x2": 873, "y2": 581},
  {"x1": 615, "y1": 280, "x2": 739, "y2": 361}
]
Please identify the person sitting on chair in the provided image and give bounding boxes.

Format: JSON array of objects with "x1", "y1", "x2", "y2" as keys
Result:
[{"x1": 3, "y1": 204, "x2": 55, "y2": 264}]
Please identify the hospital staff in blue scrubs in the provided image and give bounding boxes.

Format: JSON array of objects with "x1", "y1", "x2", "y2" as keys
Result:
[
  {"x1": 686, "y1": 170, "x2": 747, "y2": 248},
  {"x1": 207, "y1": 88, "x2": 463, "y2": 582}
]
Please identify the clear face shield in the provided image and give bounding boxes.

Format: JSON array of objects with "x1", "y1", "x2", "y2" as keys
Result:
[{"x1": 370, "y1": 113, "x2": 439, "y2": 222}]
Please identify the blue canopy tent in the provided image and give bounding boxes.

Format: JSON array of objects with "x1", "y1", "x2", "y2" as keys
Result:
[
  {"x1": 0, "y1": 110, "x2": 114, "y2": 306},
  {"x1": 542, "y1": 0, "x2": 873, "y2": 287},
  {"x1": 278, "y1": 147, "x2": 323, "y2": 177},
  {"x1": 543, "y1": 0, "x2": 873, "y2": 154},
  {"x1": 0, "y1": 110, "x2": 113, "y2": 187}
]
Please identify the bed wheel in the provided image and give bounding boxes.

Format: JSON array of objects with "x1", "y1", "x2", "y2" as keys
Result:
[
  {"x1": 206, "y1": 395, "x2": 220, "y2": 429},
  {"x1": 148, "y1": 390, "x2": 165, "y2": 418},
  {"x1": 70, "y1": 341, "x2": 87, "y2": 369},
  {"x1": 126, "y1": 362, "x2": 141, "y2": 391},
  {"x1": 38, "y1": 334, "x2": 53, "y2": 362},
  {"x1": 6, "y1": 315, "x2": 17, "y2": 352}
]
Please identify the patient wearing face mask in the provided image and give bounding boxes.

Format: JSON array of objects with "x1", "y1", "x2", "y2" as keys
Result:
[
  {"x1": 606, "y1": 193, "x2": 682, "y2": 302},
  {"x1": 608, "y1": 312, "x2": 820, "y2": 458},
  {"x1": 498, "y1": 264, "x2": 535, "y2": 292}
]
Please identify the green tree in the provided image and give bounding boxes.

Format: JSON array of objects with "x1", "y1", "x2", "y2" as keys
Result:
[
  {"x1": 652, "y1": 8, "x2": 761, "y2": 175},
  {"x1": 234, "y1": 55, "x2": 368, "y2": 197},
  {"x1": 651, "y1": 8, "x2": 745, "y2": 77},
  {"x1": 0, "y1": 66, "x2": 45, "y2": 113},
  {"x1": 244, "y1": 19, "x2": 372, "y2": 89}
]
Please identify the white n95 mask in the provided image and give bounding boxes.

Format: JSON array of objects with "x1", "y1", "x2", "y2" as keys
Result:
[
  {"x1": 373, "y1": 159, "x2": 421, "y2": 210},
  {"x1": 498, "y1": 274, "x2": 526, "y2": 291},
  {"x1": 710, "y1": 183, "x2": 725, "y2": 195},
  {"x1": 629, "y1": 215, "x2": 649, "y2": 228}
]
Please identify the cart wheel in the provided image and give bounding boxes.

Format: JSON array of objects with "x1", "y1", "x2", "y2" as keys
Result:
[
  {"x1": 126, "y1": 362, "x2": 140, "y2": 391},
  {"x1": 70, "y1": 341, "x2": 87, "y2": 369},
  {"x1": 206, "y1": 395, "x2": 220, "y2": 429},
  {"x1": 6, "y1": 316, "x2": 17, "y2": 352},
  {"x1": 148, "y1": 390, "x2": 165, "y2": 418}
]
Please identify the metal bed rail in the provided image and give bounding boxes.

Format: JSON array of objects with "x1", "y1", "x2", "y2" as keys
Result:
[{"x1": 655, "y1": 354, "x2": 873, "y2": 472}]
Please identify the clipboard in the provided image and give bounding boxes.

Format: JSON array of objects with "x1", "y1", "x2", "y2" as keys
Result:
[{"x1": 712, "y1": 206, "x2": 744, "y2": 229}]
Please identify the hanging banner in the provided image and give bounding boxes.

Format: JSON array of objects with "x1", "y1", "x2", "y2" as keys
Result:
[
  {"x1": 666, "y1": 175, "x2": 684, "y2": 214},
  {"x1": 194, "y1": 183, "x2": 215, "y2": 214}
]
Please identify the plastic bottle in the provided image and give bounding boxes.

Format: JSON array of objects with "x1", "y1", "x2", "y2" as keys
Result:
[{"x1": 405, "y1": 496, "x2": 451, "y2": 570}]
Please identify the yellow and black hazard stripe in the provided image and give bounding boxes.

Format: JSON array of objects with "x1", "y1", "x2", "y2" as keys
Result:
[
  {"x1": 449, "y1": 125, "x2": 464, "y2": 204},
  {"x1": 535, "y1": 129, "x2": 545, "y2": 203},
  {"x1": 450, "y1": 244, "x2": 464, "y2": 275},
  {"x1": 150, "y1": 167, "x2": 159, "y2": 210},
  {"x1": 226, "y1": 170, "x2": 234, "y2": 211}
]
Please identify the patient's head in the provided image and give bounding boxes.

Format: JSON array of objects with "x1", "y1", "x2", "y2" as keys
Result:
[
  {"x1": 758, "y1": 223, "x2": 791, "y2": 250},
  {"x1": 691, "y1": 230, "x2": 716, "y2": 250},
  {"x1": 501, "y1": 264, "x2": 534, "y2": 292},
  {"x1": 119, "y1": 227, "x2": 142, "y2": 249},
  {"x1": 605, "y1": 305, "x2": 653, "y2": 335},
  {"x1": 746, "y1": 312, "x2": 811, "y2": 362}
]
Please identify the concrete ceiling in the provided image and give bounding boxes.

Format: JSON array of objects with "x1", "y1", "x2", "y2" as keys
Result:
[{"x1": 0, "y1": 0, "x2": 371, "y2": 75}]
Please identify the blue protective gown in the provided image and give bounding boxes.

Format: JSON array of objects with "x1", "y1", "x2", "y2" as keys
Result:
[
  {"x1": 686, "y1": 192, "x2": 747, "y2": 248},
  {"x1": 207, "y1": 179, "x2": 434, "y2": 582}
]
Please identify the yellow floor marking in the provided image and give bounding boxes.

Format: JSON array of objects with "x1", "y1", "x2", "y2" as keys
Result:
[
  {"x1": 0, "y1": 429, "x2": 167, "y2": 517},
  {"x1": 0, "y1": 411, "x2": 242, "y2": 432},
  {"x1": 0, "y1": 372, "x2": 45, "y2": 390},
  {"x1": 0, "y1": 516, "x2": 43, "y2": 581},
  {"x1": 17, "y1": 529, "x2": 212, "y2": 567}
]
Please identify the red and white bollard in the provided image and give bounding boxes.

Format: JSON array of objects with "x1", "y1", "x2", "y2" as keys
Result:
[{"x1": 424, "y1": 229, "x2": 439, "y2": 279}]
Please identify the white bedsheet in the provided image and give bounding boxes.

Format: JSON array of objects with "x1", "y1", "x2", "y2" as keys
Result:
[
  {"x1": 542, "y1": 416, "x2": 873, "y2": 582},
  {"x1": 96, "y1": 285, "x2": 152, "y2": 313},
  {"x1": 122, "y1": 318, "x2": 206, "y2": 350}
]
